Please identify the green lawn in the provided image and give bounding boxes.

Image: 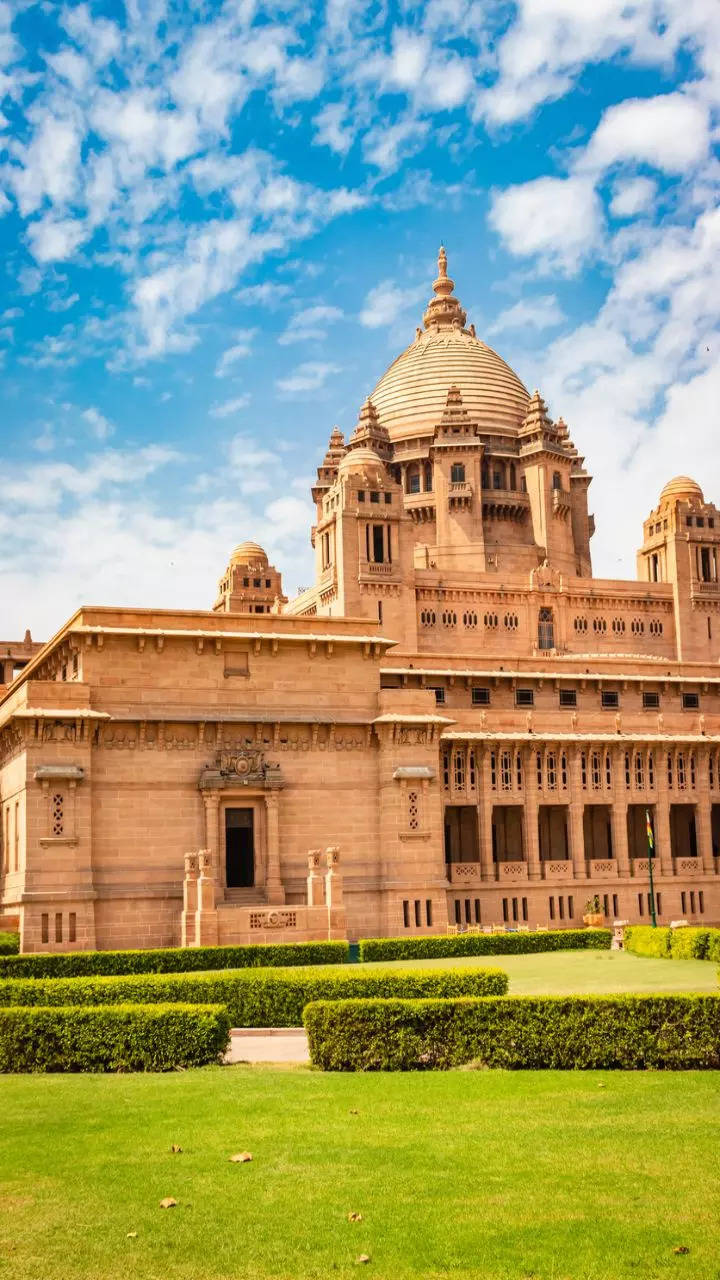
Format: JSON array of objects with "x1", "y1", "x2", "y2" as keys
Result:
[
  {"x1": 329, "y1": 948, "x2": 718, "y2": 996},
  {"x1": 2, "y1": 1067, "x2": 719, "y2": 1280}
]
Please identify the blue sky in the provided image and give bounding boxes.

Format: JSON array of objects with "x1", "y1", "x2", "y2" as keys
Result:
[{"x1": 1, "y1": 0, "x2": 718, "y2": 637}]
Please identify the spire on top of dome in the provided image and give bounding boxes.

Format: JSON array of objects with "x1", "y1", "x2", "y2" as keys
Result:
[
  {"x1": 422, "y1": 246, "x2": 468, "y2": 332},
  {"x1": 439, "y1": 384, "x2": 472, "y2": 428}
]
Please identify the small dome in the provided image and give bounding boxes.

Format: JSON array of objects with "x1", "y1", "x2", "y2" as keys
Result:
[
  {"x1": 337, "y1": 447, "x2": 387, "y2": 483},
  {"x1": 230, "y1": 541, "x2": 268, "y2": 565},
  {"x1": 659, "y1": 476, "x2": 704, "y2": 505}
]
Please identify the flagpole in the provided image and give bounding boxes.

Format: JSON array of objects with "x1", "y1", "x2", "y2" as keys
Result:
[{"x1": 646, "y1": 807, "x2": 658, "y2": 927}]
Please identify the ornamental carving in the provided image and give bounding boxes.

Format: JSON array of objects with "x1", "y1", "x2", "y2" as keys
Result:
[{"x1": 199, "y1": 747, "x2": 284, "y2": 791}]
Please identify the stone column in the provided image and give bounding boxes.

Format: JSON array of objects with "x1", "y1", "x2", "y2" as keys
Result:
[
  {"x1": 568, "y1": 746, "x2": 586, "y2": 879},
  {"x1": 181, "y1": 851, "x2": 199, "y2": 947},
  {"x1": 611, "y1": 747, "x2": 630, "y2": 877},
  {"x1": 202, "y1": 792, "x2": 220, "y2": 877},
  {"x1": 307, "y1": 849, "x2": 323, "y2": 906},
  {"x1": 325, "y1": 845, "x2": 343, "y2": 908},
  {"x1": 695, "y1": 750, "x2": 714, "y2": 874},
  {"x1": 196, "y1": 849, "x2": 218, "y2": 946},
  {"x1": 655, "y1": 754, "x2": 673, "y2": 877},
  {"x1": 477, "y1": 747, "x2": 495, "y2": 882},
  {"x1": 264, "y1": 790, "x2": 285, "y2": 904},
  {"x1": 523, "y1": 745, "x2": 541, "y2": 881}
]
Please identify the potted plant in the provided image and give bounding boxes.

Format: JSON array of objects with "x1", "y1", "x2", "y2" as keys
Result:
[{"x1": 583, "y1": 895, "x2": 604, "y2": 928}]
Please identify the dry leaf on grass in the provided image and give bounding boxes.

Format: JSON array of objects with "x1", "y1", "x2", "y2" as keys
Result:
[
  {"x1": 673, "y1": 1246, "x2": 690, "y2": 1255},
  {"x1": 348, "y1": 1212, "x2": 363, "y2": 1222},
  {"x1": 126, "y1": 1232, "x2": 138, "y2": 1239},
  {"x1": 159, "y1": 1197, "x2": 178, "y2": 1209},
  {"x1": 229, "y1": 1152, "x2": 253, "y2": 1163},
  {"x1": 357, "y1": 1254, "x2": 371, "y2": 1265},
  {"x1": 171, "y1": 1144, "x2": 183, "y2": 1153}
]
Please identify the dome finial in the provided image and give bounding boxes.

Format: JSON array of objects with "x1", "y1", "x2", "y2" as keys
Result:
[
  {"x1": 424, "y1": 245, "x2": 467, "y2": 329},
  {"x1": 438, "y1": 244, "x2": 447, "y2": 279}
]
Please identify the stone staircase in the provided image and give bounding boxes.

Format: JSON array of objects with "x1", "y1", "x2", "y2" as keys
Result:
[{"x1": 222, "y1": 888, "x2": 267, "y2": 906}]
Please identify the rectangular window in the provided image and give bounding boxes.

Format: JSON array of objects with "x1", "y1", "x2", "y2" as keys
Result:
[
  {"x1": 549, "y1": 896, "x2": 555, "y2": 921},
  {"x1": 425, "y1": 900, "x2": 433, "y2": 927},
  {"x1": 603, "y1": 894, "x2": 609, "y2": 917},
  {"x1": 414, "y1": 899, "x2": 421, "y2": 927},
  {"x1": 357, "y1": 490, "x2": 365, "y2": 502},
  {"x1": 642, "y1": 691, "x2": 660, "y2": 709},
  {"x1": 682, "y1": 692, "x2": 700, "y2": 710},
  {"x1": 502, "y1": 898, "x2": 509, "y2": 923},
  {"x1": 55, "y1": 912, "x2": 63, "y2": 943},
  {"x1": 612, "y1": 894, "x2": 619, "y2": 917},
  {"x1": 559, "y1": 689, "x2": 577, "y2": 708},
  {"x1": 454, "y1": 899, "x2": 461, "y2": 924},
  {"x1": 41, "y1": 913, "x2": 49, "y2": 944},
  {"x1": 69, "y1": 912, "x2": 77, "y2": 943},
  {"x1": 522, "y1": 897, "x2": 528, "y2": 922},
  {"x1": 512, "y1": 897, "x2": 518, "y2": 922},
  {"x1": 465, "y1": 898, "x2": 472, "y2": 924},
  {"x1": 558, "y1": 896, "x2": 565, "y2": 920},
  {"x1": 698, "y1": 891, "x2": 704, "y2": 914},
  {"x1": 681, "y1": 891, "x2": 687, "y2": 915},
  {"x1": 372, "y1": 524, "x2": 384, "y2": 563},
  {"x1": 471, "y1": 687, "x2": 491, "y2": 706},
  {"x1": 384, "y1": 492, "x2": 392, "y2": 504},
  {"x1": 402, "y1": 900, "x2": 409, "y2": 928},
  {"x1": 690, "y1": 891, "x2": 696, "y2": 914},
  {"x1": 370, "y1": 491, "x2": 380, "y2": 504},
  {"x1": 638, "y1": 893, "x2": 644, "y2": 916},
  {"x1": 515, "y1": 688, "x2": 534, "y2": 707},
  {"x1": 474, "y1": 898, "x2": 481, "y2": 924},
  {"x1": 601, "y1": 691, "x2": 619, "y2": 709},
  {"x1": 431, "y1": 687, "x2": 446, "y2": 704},
  {"x1": 656, "y1": 893, "x2": 662, "y2": 916}
]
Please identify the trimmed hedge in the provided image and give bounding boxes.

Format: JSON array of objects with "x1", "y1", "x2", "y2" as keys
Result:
[
  {"x1": 358, "y1": 928, "x2": 611, "y2": 963},
  {"x1": 304, "y1": 993, "x2": 720, "y2": 1071},
  {"x1": 625, "y1": 926, "x2": 720, "y2": 963},
  {"x1": 0, "y1": 931, "x2": 19, "y2": 956},
  {"x1": 0, "y1": 939, "x2": 349, "y2": 980},
  {"x1": 0, "y1": 966, "x2": 508, "y2": 1027},
  {"x1": 0, "y1": 1003, "x2": 230, "y2": 1072}
]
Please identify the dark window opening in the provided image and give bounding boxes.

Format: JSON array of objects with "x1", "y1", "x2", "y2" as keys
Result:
[
  {"x1": 516, "y1": 688, "x2": 534, "y2": 707},
  {"x1": 643, "y1": 691, "x2": 660, "y2": 709},
  {"x1": 471, "y1": 687, "x2": 490, "y2": 706},
  {"x1": 559, "y1": 689, "x2": 577, "y2": 708},
  {"x1": 601, "y1": 691, "x2": 619, "y2": 709},
  {"x1": 451, "y1": 463, "x2": 465, "y2": 484},
  {"x1": 538, "y1": 607, "x2": 554, "y2": 650},
  {"x1": 682, "y1": 692, "x2": 699, "y2": 710},
  {"x1": 225, "y1": 808, "x2": 255, "y2": 888}
]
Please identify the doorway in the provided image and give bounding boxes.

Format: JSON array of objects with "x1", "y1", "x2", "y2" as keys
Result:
[{"x1": 225, "y1": 808, "x2": 255, "y2": 887}]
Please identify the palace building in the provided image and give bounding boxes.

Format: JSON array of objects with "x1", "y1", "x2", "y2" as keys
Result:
[{"x1": 2, "y1": 249, "x2": 720, "y2": 952}]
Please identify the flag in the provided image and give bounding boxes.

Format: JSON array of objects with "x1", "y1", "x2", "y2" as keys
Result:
[{"x1": 645, "y1": 809, "x2": 654, "y2": 852}]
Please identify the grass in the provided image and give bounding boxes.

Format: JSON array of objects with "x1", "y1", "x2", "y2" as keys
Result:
[{"x1": 1, "y1": 1067, "x2": 719, "y2": 1280}]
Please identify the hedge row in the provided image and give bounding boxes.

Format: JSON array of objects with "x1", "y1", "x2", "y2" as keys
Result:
[
  {"x1": 0, "y1": 939, "x2": 349, "y2": 980},
  {"x1": 0, "y1": 1003, "x2": 230, "y2": 1073},
  {"x1": 358, "y1": 928, "x2": 612, "y2": 963},
  {"x1": 625, "y1": 926, "x2": 720, "y2": 962},
  {"x1": 304, "y1": 993, "x2": 720, "y2": 1071},
  {"x1": 0, "y1": 932, "x2": 19, "y2": 957},
  {"x1": 0, "y1": 965, "x2": 508, "y2": 1027}
]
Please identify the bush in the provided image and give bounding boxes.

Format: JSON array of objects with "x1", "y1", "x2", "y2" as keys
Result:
[
  {"x1": 623, "y1": 926, "x2": 672, "y2": 958},
  {"x1": 625, "y1": 926, "x2": 720, "y2": 962},
  {"x1": 304, "y1": 993, "x2": 720, "y2": 1071},
  {"x1": 0, "y1": 939, "x2": 349, "y2": 980},
  {"x1": 0, "y1": 932, "x2": 19, "y2": 956},
  {"x1": 0, "y1": 1003, "x2": 230, "y2": 1073},
  {"x1": 0, "y1": 966, "x2": 508, "y2": 1027},
  {"x1": 358, "y1": 928, "x2": 611, "y2": 963}
]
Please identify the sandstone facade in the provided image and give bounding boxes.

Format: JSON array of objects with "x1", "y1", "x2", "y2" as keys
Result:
[{"x1": 2, "y1": 250, "x2": 720, "y2": 951}]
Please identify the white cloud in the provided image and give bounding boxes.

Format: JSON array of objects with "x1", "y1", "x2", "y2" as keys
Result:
[
  {"x1": 276, "y1": 361, "x2": 340, "y2": 393},
  {"x1": 581, "y1": 93, "x2": 711, "y2": 176},
  {"x1": 7, "y1": 116, "x2": 82, "y2": 216},
  {"x1": 278, "y1": 305, "x2": 342, "y2": 344},
  {"x1": 209, "y1": 395, "x2": 251, "y2": 419},
  {"x1": 609, "y1": 176, "x2": 657, "y2": 219},
  {"x1": 26, "y1": 216, "x2": 87, "y2": 263},
  {"x1": 489, "y1": 175, "x2": 604, "y2": 274},
  {"x1": 313, "y1": 101, "x2": 355, "y2": 155},
  {"x1": 489, "y1": 294, "x2": 565, "y2": 335},
  {"x1": 215, "y1": 330, "x2": 256, "y2": 376},
  {"x1": 81, "y1": 407, "x2": 114, "y2": 440},
  {"x1": 363, "y1": 118, "x2": 429, "y2": 172},
  {"x1": 359, "y1": 280, "x2": 425, "y2": 328}
]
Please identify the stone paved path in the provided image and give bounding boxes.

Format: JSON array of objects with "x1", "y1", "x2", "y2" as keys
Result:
[{"x1": 226, "y1": 1028, "x2": 310, "y2": 1064}]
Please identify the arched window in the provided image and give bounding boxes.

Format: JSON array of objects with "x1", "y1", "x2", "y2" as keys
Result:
[
  {"x1": 450, "y1": 462, "x2": 465, "y2": 484},
  {"x1": 552, "y1": 471, "x2": 562, "y2": 490},
  {"x1": 423, "y1": 462, "x2": 433, "y2": 491},
  {"x1": 406, "y1": 465, "x2": 420, "y2": 494},
  {"x1": 482, "y1": 462, "x2": 490, "y2": 488},
  {"x1": 509, "y1": 463, "x2": 516, "y2": 490},
  {"x1": 538, "y1": 607, "x2": 555, "y2": 650}
]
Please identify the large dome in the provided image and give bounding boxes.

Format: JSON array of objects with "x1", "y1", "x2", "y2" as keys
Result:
[{"x1": 368, "y1": 247, "x2": 530, "y2": 442}]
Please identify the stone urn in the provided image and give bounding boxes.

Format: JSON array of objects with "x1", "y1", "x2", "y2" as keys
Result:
[{"x1": 583, "y1": 913, "x2": 604, "y2": 928}]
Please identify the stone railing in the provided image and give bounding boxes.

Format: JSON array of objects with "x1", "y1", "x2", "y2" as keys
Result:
[
  {"x1": 631, "y1": 858, "x2": 651, "y2": 876},
  {"x1": 496, "y1": 860, "x2": 528, "y2": 881},
  {"x1": 673, "y1": 857, "x2": 705, "y2": 877},
  {"x1": 449, "y1": 862, "x2": 482, "y2": 885},
  {"x1": 542, "y1": 860, "x2": 572, "y2": 880},
  {"x1": 589, "y1": 859, "x2": 618, "y2": 879}
]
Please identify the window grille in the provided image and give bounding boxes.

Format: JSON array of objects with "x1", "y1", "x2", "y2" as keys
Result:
[
  {"x1": 408, "y1": 792, "x2": 419, "y2": 830},
  {"x1": 52, "y1": 794, "x2": 64, "y2": 836}
]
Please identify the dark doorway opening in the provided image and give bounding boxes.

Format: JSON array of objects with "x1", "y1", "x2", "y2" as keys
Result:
[
  {"x1": 444, "y1": 805, "x2": 479, "y2": 864},
  {"x1": 225, "y1": 808, "x2": 255, "y2": 887}
]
